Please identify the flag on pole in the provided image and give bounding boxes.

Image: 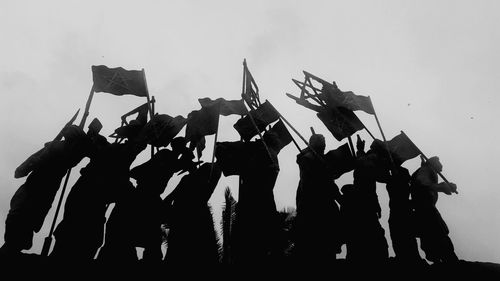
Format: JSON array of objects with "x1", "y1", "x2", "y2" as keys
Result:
[
  {"x1": 386, "y1": 132, "x2": 421, "y2": 164},
  {"x1": 142, "y1": 114, "x2": 187, "y2": 147},
  {"x1": 242, "y1": 60, "x2": 261, "y2": 109},
  {"x1": 233, "y1": 101, "x2": 280, "y2": 141},
  {"x1": 198, "y1": 97, "x2": 247, "y2": 116},
  {"x1": 185, "y1": 105, "x2": 220, "y2": 157},
  {"x1": 319, "y1": 82, "x2": 375, "y2": 115},
  {"x1": 317, "y1": 107, "x2": 364, "y2": 141},
  {"x1": 324, "y1": 143, "x2": 356, "y2": 178},
  {"x1": 263, "y1": 120, "x2": 293, "y2": 153},
  {"x1": 92, "y1": 65, "x2": 148, "y2": 97}
]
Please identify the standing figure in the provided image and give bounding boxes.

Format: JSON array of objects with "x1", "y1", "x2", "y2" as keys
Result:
[
  {"x1": 98, "y1": 137, "x2": 195, "y2": 262},
  {"x1": 0, "y1": 126, "x2": 91, "y2": 256},
  {"x1": 216, "y1": 131, "x2": 282, "y2": 266},
  {"x1": 164, "y1": 163, "x2": 222, "y2": 266},
  {"x1": 51, "y1": 133, "x2": 146, "y2": 261},
  {"x1": 348, "y1": 139, "x2": 390, "y2": 263},
  {"x1": 386, "y1": 164, "x2": 421, "y2": 263},
  {"x1": 410, "y1": 156, "x2": 458, "y2": 264},
  {"x1": 293, "y1": 134, "x2": 343, "y2": 265}
]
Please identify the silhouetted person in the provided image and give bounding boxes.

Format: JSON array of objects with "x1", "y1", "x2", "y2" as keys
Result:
[
  {"x1": 340, "y1": 183, "x2": 361, "y2": 261},
  {"x1": 348, "y1": 139, "x2": 390, "y2": 263},
  {"x1": 51, "y1": 132, "x2": 146, "y2": 261},
  {"x1": 98, "y1": 137, "x2": 196, "y2": 263},
  {"x1": 293, "y1": 134, "x2": 342, "y2": 265},
  {"x1": 386, "y1": 164, "x2": 421, "y2": 263},
  {"x1": 215, "y1": 132, "x2": 282, "y2": 266},
  {"x1": 164, "y1": 163, "x2": 221, "y2": 266},
  {"x1": 410, "y1": 156, "x2": 458, "y2": 263},
  {"x1": 0, "y1": 125, "x2": 91, "y2": 256},
  {"x1": 232, "y1": 135, "x2": 282, "y2": 266}
]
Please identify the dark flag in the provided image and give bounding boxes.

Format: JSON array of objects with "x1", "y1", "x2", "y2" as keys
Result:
[
  {"x1": 185, "y1": 105, "x2": 220, "y2": 157},
  {"x1": 324, "y1": 143, "x2": 356, "y2": 178},
  {"x1": 317, "y1": 107, "x2": 364, "y2": 141},
  {"x1": 142, "y1": 114, "x2": 187, "y2": 147},
  {"x1": 386, "y1": 132, "x2": 421, "y2": 164},
  {"x1": 233, "y1": 101, "x2": 280, "y2": 141},
  {"x1": 263, "y1": 120, "x2": 293, "y2": 153},
  {"x1": 185, "y1": 106, "x2": 219, "y2": 140},
  {"x1": 321, "y1": 83, "x2": 375, "y2": 115},
  {"x1": 92, "y1": 65, "x2": 148, "y2": 97},
  {"x1": 199, "y1": 97, "x2": 247, "y2": 116},
  {"x1": 242, "y1": 59, "x2": 261, "y2": 109}
]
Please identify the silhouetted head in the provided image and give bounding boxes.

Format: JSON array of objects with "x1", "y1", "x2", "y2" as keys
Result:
[
  {"x1": 171, "y1": 137, "x2": 188, "y2": 153},
  {"x1": 309, "y1": 134, "x2": 325, "y2": 154},
  {"x1": 369, "y1": 139, "x2": 386, "y2": 153},
  {"x1": 263, "y1": 130, "x2": 281, "y2": 152},
  {"x1": 426, "y1": 156, "x2": 443, "y2": 173},
  {"x1": 62, "y1": 125, "x2": 86, "y2": 142}
]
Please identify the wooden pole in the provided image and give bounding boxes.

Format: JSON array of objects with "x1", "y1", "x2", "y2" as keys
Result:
[
  {"x1": 401, "y1": 131, "x2": 455, "y2": 192},
  {"x1": 42, "y1": 86, "x2": 94, "y2": 256},
  {"x1": 209, "y1": 103, "x2": 222, "y2": 180},
  {"x1": 267, "y1": 100, "x2": 327, "y2": 164},
  {"x1": 370, "y1": 96, "x2": 396, "y2": 174},
  {"x1": 142, "y1": 68, "x2": 156, "y2": 159},
  {"x1": 347, "y1": 136, "x2": 356, "y2": 157}
]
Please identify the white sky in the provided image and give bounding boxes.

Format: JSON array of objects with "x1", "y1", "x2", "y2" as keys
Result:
[{"x1": 1, "y1": 0, "x2": 499, "y2": 262}]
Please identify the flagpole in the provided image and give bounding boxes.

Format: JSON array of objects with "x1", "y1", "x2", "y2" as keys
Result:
[
  {"x1": 401, "y1": 131, "x2": 456, "y2": 193},
  {"x1": 370, "y1": 96, "x2": 396, "y2": 173},
  {"x1": 347, "y1": 136, "x2": 356, "y2": 157},
  {"x1": 267, "y1": 100, "x2": 328, "y2": 165},
  {"x1": 239, "y1": 60, "x2": 246, "y2": 195},
  {"x1": 42, "y1": 86, "x2": 94, "y2": 256},
  {"x1": 243, "y1": 102, "x2": 277, "y2": 169},
  {"x1": 142, "y1": 68, "x2": 156, "y2": 159},
  {"x1": 209, "y1": 103, "x2": 222, "y2": 180}
]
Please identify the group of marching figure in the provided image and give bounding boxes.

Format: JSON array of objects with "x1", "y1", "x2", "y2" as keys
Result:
[{"x1": 0, "y1": 109, "x2": 459, "y2": 267}]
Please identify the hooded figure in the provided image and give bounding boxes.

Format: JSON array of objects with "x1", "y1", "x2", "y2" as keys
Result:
[
  {"x1": 410, "y1": 156, "x2": 458, "y2": 263},
  {"x1": 1, "y1": 125, "x2": 92, "y2": 256},
  {"x1": 51, "y1": 123, "x2": 146, "y2": 261},
  {"x1": 293, "y1": 133, "x2": 343, "y2": 265},
  {"x1": 98, "y1": 137, "x2": 195, "y2": 262},
  {"x1": 347, "y1": 139, "x2": 390, "y2": 263},
  {"x1": 164, "y1": 163, "x2": 222, "y2": 266}
]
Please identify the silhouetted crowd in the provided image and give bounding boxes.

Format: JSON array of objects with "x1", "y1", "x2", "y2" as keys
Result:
[{"x1": 0, "y1": 113, "x2": 459, "y2": 268}]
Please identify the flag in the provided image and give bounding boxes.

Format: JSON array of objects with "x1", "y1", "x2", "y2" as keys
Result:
[
  {"x1": 324, "y1": 143, "x2": 356, "y2": 178},
  {"x1": 92, "y1": 65, "x2": 148, "y2": 97},
  {"x1": 242, "y1": 60, "x2": 260, "y2": 109},
  {"x1": 263, "y1": 120, "x2": 293, "y2": 153},
  {"x1": 233, "y1": 101, "x2": 280, "y2": 141},
  {"x1": 198, "y1": 97, "x2": 247, "y2": 116},
  {"x1": 185, "y1": 106, "x2": 219, "y2": 140},
  {"x1": 185, "y1": 105, "x2": 220, "y2": 156},
  {"x1": 142, "y1": 114, "x2": 187, "y2": 147},
  {"x1": 385, "y1": 132, "x2": 421, "y2": 164},
  {"x1": 321, "y1": 84, "x2": 375, "y2": 115},
  {"x1": 317, "y1": 107, "x2": 364, "y2": 141}
]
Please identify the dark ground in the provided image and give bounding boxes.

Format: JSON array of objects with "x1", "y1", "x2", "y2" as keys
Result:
[{"x1": 1, "y1": 253, "x2": 500, "y2": 280}]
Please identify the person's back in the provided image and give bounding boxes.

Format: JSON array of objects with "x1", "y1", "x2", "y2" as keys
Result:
[
  {"x1": 386, "y1": 166, "x2": 421, "y2": 262},
  {"x1": 410, "y1": 156, "x2": 458, "y2": 264},
  {"x1": 52, "y1": 139, "x2": 145, "y2": 260},
  {"x1": 293, "y1": 134, "x2": 342, "y2": 265},
  {"x1": 1, "y1": 126, "x2": 91, "y2": 255},
  {"x1": 165, "y1": 163, "x2": 221, "y2": 266}
]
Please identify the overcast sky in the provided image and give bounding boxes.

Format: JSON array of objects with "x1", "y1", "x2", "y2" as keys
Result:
[{"x1": 1, "y1": 0, "x2": 499, "y2": 262}]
